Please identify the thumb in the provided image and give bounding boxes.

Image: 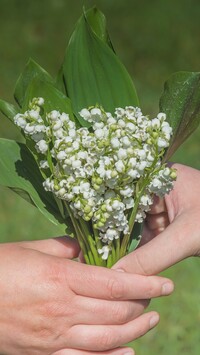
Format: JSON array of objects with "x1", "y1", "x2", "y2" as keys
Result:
[
  {"x1": 18, "y1": 236, "x2": 80, "y2": 259},
  {"x1": 113, "y1": 213, "x2": 194, "y2": 275}
]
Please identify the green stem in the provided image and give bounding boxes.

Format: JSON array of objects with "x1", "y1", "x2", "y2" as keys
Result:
[
  {"x1": 115, "y1": 237, "x2": 120, "y2": 262},
  {"x1": 107, "y1": 243, "x2": 116, "y2": 268},
  {"x1": 93, "y1": 225, "x2": 103, "y2": 250},
  {"x1": 54, "y1": 196, "x2": 65, "y2": 219},
  {"x1": 107, "y1": 252, "x2": 113, "y2": 268},
  {"x1": 76, "y1": 220, "x2": 95, "y2": 265},
  {"x1": 112, "y1": 243, "x2": 116, "y2": 263},
  {"x1": 120, "y1": 163, "x2": 158, "y2": 258},
  {"x1": 120, "y1": 199, "x2": 140, "y2": 258},
  {"x1": 63, "y1": 202, "x2": 106, "y2": 266},
  {"x1": 63, "y1": 202, "x2": 92, "y2": 263},
  {"x1": 79, "y1": 219, "x2": 103, "y2": 266}
]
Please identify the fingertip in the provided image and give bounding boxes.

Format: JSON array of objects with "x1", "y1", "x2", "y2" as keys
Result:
[
  {"x1": 161, "y1": 280, "x2": 174, "y2": 296},
  {"x1": 149, "y1": 312, "x2": 160, "y2": 329},
  {"x1": 123, "y1": 349, "x2": 135, "y2": 355}
]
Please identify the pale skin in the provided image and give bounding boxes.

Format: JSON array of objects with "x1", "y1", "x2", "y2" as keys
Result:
[
  {"x1": 114, "y1": 163, "x2": 200, "y2": 275},
  {"x1": 4, "y1": 163, "x2": 196, "y2": 355},
  {"x1": 0, "y1": 237, "x2": 174, "y2": 355}
]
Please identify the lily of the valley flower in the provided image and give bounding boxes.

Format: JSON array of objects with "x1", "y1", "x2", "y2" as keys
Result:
[{"x1": 14, "y1": 98, "x2": 177, "y2": 261}]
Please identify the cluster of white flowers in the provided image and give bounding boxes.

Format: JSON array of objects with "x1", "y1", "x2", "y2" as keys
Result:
[{"x1": 14, "y1": 98, "x2": 176, "y2": 260}]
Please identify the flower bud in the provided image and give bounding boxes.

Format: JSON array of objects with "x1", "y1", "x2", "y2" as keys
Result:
[
  {"x1": 111, "y1": 170, "x2": 118, "y2": 178},
  {"x1": 84, "y1": 205, "x2": 92, "y2": 213},
  {"x1": 170, "y1": 170, "x2": 177, "y2": 179}
]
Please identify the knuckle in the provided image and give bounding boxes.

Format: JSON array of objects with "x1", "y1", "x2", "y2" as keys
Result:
[
  {"x1": 89, "y1": 300, "x2": 102, "y2": 316},
  {"x1": 31, "y1": 314, "x2": 56, "y2": 345},
  {"x1": 112, "y1": 303, "x2": 130, "y2": 324},
  {"x1": 99, "y1": 328, "x2": 115, "y2": 350},
  {"x1": 107, "y1": 277, "x2": 124, "y2": 299},
  {"x1": 41, "y1": 300, "x2": 62, "y2": 318},
  {"x1": 47, "y1": 260, "x2": 66, "y2": 285}
]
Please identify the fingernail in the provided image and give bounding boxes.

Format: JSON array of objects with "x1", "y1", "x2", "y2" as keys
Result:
[
  {"x1": 162, "y1": 282, "x2": 174, "y2": 295},
  {"x1": 124, "y1": 351, "x2": 134, "y2": 355},
  {"x1": 150, "y1": 314, "x2": 160, "y2": 329}
]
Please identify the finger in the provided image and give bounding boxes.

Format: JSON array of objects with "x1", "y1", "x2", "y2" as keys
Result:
[
  {"x1": 18, "y1": 236, "x2": 80, "y2": 259},
  {"x1": 114, "y1": 213, "x2": 195, "y2": 275},
  {"x1": 78, "y1": 250, "x2": 85, "y2": 263},
  {"x1": 139, "y1": 222, "x2": 157, "y2": 245},
  {"x1": 53, "y1": 347, "x2": 135, "y2": 355},
  {"x1": 74, "y1": 296, "x2": 149, "y2": 325},
  {"x1": 66, "y1": 311, "x2": 159, "y2": 351},
  {"x1": 148, "y1": 196, "x2": 167, "y2": 215},
  {"x1": 146, "y1": 211, "x2": 169, "y2": 231},
  {"x1": 67, "y1": 262, "x2": 174, "y2": 299},
  {"x1": 141, "y1": 211, "x2": 169, "y2": 246}
]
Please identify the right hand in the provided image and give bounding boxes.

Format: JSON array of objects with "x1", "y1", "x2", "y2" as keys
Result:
[
  {"x1": 0, "y1": 237, "x2": 174, "y2": 355},
  {"x1": 114, "y1": 163, "x2": 200, "y2": 277}
]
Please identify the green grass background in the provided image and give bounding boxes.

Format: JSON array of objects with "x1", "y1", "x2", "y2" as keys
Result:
[{"x1": 0, "y1": 0, "x2": 200, "y2": 353}]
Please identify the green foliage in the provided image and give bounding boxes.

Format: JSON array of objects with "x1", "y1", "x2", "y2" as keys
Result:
[
  {"x1": 0, "y1": 138, "x2": 71, "y2": 234},
  {"x1": 0, "y1": 99, "x2": 19, "y2": 122},
  {"x1": 14, "y1": 59, "x2": 54, "y2": 107},
  {"x1": 0, "y1": 6, "x2": 141, "y2": 237},
  {"x1": 63, "y1": 7, "x2": 139, "y2": 126},
  {"x1": 23, "y1": 78, "x2": 74, "y2": 120},
  {"x1": 160, "y1": 71, "x2": 200, "y2": 160},
  {"x1": 84, "y1": 6, "x2": 114, "y2": 47}
]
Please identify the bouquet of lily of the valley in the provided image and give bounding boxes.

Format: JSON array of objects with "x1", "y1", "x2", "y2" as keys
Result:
[{"x1": 0, "y1": 7, "x2": 200, "y2": 267}]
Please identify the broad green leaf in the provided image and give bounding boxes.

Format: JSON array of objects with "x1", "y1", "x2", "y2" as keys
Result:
[
  {"x1": 14, "y1": 58, "x2": 54, "y2": 107},
  {"x1": 160, "y1": 71, "x2": 200, "y2": 160},
  {"x1": 84, "y1": 7, "x2": 114, "y2": 49},
  {"x1": 23, "y1": 78, "x2": 75, "y2": 122},
  {"x1": 64, "y1": 7, "x2": 139, "y2": 126},
  {"x1": 0, "y1": 138, "x2": 74, "y2": 235},
  {"x1": 56, "y1": 7, "x2": 114, "y2": 95},
  {"x1": 0, "y1": 99, "x2": 18, "y2": 122}
]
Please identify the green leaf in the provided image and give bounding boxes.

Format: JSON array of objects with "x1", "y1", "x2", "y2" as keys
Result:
[
  {"x1": 64, "y1": 7, "x2": 139, "y2": 126},
  {"x1": 0, "y1": 99, "x2": 19, "y2": 122},
  {"x1": 84, "y1": 7, "x2": 114, "y2": 49},
  {"x1": 0, "y1": 138, "x2": 74, "y2": 235},
  {"x1": 55, "y1": 65, "x2": 67, "y2": 95},
  {"x1": 160, "y1": 71, "x2": 200, "y2": 160},
  {"x1": 128, "y1": 222, "x2": 142, "y2": 253},
  {"x1": 14, "y1": 58, "x2": 54, "y2": 107},
  {"x1": 23, "y1": 78, "x2": 75, "y2": 122},
  {"x1": 56, "y1": 7, "x2": 114, "y2": 97}
]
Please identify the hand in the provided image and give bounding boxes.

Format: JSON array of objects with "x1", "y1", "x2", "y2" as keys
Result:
[
  {"x1": 114, "y1": 163, "x2": 200, "y2": 275},
  {"x1": 0, "y1": 237, "x2": 173, "y2": 355}
]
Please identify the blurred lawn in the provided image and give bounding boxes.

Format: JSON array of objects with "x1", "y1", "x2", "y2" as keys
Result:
[{"x1": 0, "y1": 0, "x2": 200, "y2": 354}]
